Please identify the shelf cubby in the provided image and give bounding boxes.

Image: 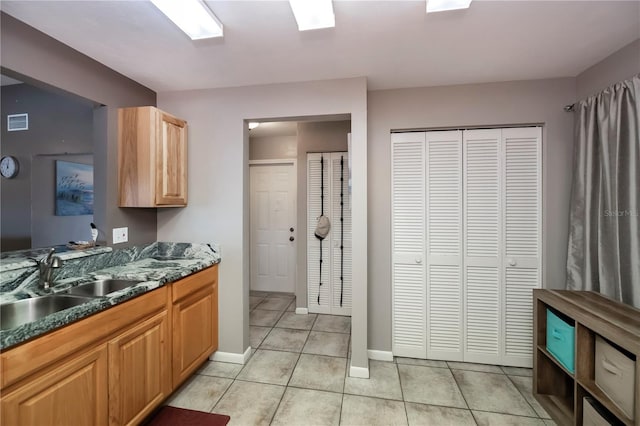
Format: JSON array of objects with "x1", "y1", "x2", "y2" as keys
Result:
[{"x1": 533, "y1": 290, "x2": 640, "y2": 426}]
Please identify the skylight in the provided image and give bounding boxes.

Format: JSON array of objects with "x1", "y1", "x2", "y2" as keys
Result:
[
  {"x1": 289, "y1": 0, "x2": 335, "y2": 31},
  {"x1": 151, "y1": 0, "x2": 223, "y2": 40},
  {"x1": 426, "y1": 0, "x2": 472, "y2": 13}
]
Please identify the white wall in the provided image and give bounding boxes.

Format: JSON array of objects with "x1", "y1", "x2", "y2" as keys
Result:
[
  {"x1": 157, "y1": 78, "x2": 369, "y2": 372},
  {"x1": 367, "y1": 78, "x2": 576, "y2": 352}
]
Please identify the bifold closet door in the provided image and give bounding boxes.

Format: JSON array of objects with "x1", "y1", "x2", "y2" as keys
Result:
[
  {"x1": 308, "y1": 154, "x2": 331, "y2": 314},
  {"x1": 425, "y1": 131, "x2": 464, "y2": 361},
  {"x1": 391, "y1": 133, "x2": 426, "y2": 358},
  {"x1": 463, "y1": 129, "x2": 502, "y2": 364},
  {"x1": 307, "y1": 152, "x2": 351, "y2": 316},
  {"x1": 501, "y1": 127, "x2": 541, "y2": 367},
  {"x1": 391, "y1": 127, "x2": 541, "y2": 367},
  {"x1": 331, "y1": 154, "x2": 352, "y2": 315}
]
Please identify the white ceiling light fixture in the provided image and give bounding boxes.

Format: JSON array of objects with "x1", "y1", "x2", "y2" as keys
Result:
[
  {"x1": 289, "y1": 0, "x2": 335, "y2": 31},
  {"x1": 426, "y1": 0, "x2": 472, "y2": 13},
  {"x1": 248, "y1": 122, "x2": 260, "y2": 130},
  {"x1": 150, "y1": 0, "x2": 223, "y2": 39}
]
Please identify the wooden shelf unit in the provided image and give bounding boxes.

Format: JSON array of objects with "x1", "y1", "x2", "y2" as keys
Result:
[{"x1": 533, "y1": 290, "x2": 640, "y2": 426}]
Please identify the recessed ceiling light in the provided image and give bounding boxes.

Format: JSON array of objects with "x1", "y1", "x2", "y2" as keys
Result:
[
  {"x1": 248, "y1": 122, "x2": 260, "y2": 130},
  {"x1": 151, "y1": 0, "x2": 223, "y2": 39},
  {"x1": 289, "y1": 0, "x2": 335, "y2": 31},
  {"x1": 426, "y1": 0, "x2": 472, "y2": 13}
]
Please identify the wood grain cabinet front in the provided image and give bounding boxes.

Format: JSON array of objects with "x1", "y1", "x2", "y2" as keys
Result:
[
  {"x1": 0, "y1": 266, "x2": 220, "y2": 426},
  {"x1": 108, "y1": 309, "x2": 171, "y2": 426},
  {"x1": 118, "y1": 106, "x2": 187, "y2": 207},
  {"x1": 1, "y1": 345, "x2": 109, "y2": 426},
  {"x1": 172, "y1": 265, "x2": 219, "y2": 388}
]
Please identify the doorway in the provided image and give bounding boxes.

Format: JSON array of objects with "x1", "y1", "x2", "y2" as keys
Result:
[{"x1": 249, "y1": 160, "x2": 297, "y2": 293}]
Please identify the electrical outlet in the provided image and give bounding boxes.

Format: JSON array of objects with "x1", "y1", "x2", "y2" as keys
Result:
[{"x1": 112, "y1": 227, "x2": 128, "y2": 244}]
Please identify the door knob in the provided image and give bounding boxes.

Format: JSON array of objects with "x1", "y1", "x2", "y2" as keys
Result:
[
  {"x1": 290, "y1": 227, "x2": 294, "y2": 232},
  {"x1": 289, "y1": 236, "x2": 295, "y2": 241}
]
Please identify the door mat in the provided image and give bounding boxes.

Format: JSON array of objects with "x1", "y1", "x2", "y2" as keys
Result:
[{"x1": 146, "y1": 406, "x2": 230, "y2": 426}]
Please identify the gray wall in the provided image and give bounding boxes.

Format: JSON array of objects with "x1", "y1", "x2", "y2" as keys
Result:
[
  {"x1": 296, "y1": 120, "x2": 350, "y2": 307},
  {"x1": 1, "y1": 12, "x2": 157, "y2": 248},
  {"x1": 367, "y1": 78, "x2": 576, "y2": 352},
  {"x1": 576, "y1": 38, "x2": 640, "y2": 100},
  {"x1": 249, "y1": 135, "x2": 297, "y2": 160},
  {"x1": 1, "y1": 83, "x2": 94, "y2": 250}
]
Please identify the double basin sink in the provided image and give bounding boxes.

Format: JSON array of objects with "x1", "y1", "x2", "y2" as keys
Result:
[{"x1": 1, "y1": 279, "x2": 143, "y2": 331}]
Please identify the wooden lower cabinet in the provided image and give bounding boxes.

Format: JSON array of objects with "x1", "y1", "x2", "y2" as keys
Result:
[
  {"x1": 172, "y1": 266, "x2": 218, "y2": 388},
  {"x1": 0, "y1": 264, "x2": 219, "y2": 426},
  {"x1": 1, "y1": 345, "x2": 108, "y2": 426},
  {"x1": 108, "y1": 310, "x2": 171, "y2": 426}
]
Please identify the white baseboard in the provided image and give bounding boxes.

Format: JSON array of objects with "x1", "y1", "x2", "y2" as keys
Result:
[
  {"x1": 209, "y1": 346, "x2": 252, "y2": 364},
  {"x1": 295, "y1": 307, "x2": 308, "y2": 315},
  {"x1": 368, "y1": 350, "x2": 394, "y2": 362},
  {"x1": 349, "y1": 365, "x2": 370, "y2": 378}
]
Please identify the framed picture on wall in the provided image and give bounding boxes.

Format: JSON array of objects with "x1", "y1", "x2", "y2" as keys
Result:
[{"x1": 55, "y1": 160, "x2": 94, "y2": 216}]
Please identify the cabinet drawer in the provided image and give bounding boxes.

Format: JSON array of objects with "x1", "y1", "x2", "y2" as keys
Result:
[
  {"x1": 546, "y1": 308, "x2": 575, "y2": 373},
  {"x1": 595, "y1": 335, "x2": 635, "y2": 420},
  {"x1": 583, "y1": 397, "x2": 617, "y2": 426},
  {"x1": 172, "y1": 266, "x2": 216, "y2": 303}
]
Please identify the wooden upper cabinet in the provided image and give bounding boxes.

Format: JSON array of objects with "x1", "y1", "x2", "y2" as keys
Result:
[{"x1": 118, "y1": 106, "x2": 188, "y2": 207}]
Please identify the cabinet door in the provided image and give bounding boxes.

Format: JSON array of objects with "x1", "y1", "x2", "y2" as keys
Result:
[
  {"x1": 1, "y1": 345, "x2": 108, "y2": 426},
  {"x1": 173, "y1": 287, "x2": 214, "y2": 387},
  {"x1": 156, "y1": 111, "x2": 187, "y2": 206},
  {"x1": 108, "y1": 310, "x2": 170, "y2": 426}
]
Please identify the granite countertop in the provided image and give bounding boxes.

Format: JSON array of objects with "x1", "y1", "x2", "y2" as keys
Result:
[{"x1": 0, "y1": 242, "x2": 221, "y2": 350}]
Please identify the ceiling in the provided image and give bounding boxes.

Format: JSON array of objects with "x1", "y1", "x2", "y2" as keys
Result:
[{"x1": 1, "y1": 1, "x2": 638, "y2": 93}]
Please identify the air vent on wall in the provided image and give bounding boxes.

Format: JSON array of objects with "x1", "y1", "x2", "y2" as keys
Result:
[{"x1": 7, "y1": 113, "x2": 28, "y2": 131}]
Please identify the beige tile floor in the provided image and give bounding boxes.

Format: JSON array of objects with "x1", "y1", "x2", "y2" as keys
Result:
[{"x1": 166, "y1": 291, "x2": 556, "y2": 426}]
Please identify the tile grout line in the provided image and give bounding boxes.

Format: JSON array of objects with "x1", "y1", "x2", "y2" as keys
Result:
[
  {"x1": 394, "y1": 360, "x2": 411, "y2": 426},
  {"x1": 267, "y1": 305, "x2": 319, "y2": 425},
  {"x1": 505, "y1": 373, "x2": 547, "y2": 420}
]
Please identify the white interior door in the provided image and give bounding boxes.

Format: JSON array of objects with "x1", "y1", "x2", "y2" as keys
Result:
[{"x1": 250, "y1": 163, "x2": 297, "y2": 293}]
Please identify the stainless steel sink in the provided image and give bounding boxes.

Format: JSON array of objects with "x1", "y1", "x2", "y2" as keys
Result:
[
  {"x1": 65, "y1": 279, "x2": 143, "y2": 297},
  {"x1": 1, "y1": 294, "x2": 94, "y2": 331}
]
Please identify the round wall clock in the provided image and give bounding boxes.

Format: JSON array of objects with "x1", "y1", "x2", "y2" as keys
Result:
[{"x1": 0, "y1": 155, "x2": 20, "y2": 179}]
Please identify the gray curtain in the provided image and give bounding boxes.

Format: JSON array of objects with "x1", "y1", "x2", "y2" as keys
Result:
[{"x1": 567, "y1": 74, "x2": 640, "y2": 308}]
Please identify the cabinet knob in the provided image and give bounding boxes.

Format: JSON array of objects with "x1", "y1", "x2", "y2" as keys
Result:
[
  {"x1": 415, "y1": 256, "x2": 423, "y2": 264},
  {"x1": 289, "y1": 236, "x2": 295, "y2": 242},
  {"x1": 508, "y1": 258, "x2": 517, "y2": 266},
  {"x1": 290, "y1": 227, "x2": 294, "y2": 232}
]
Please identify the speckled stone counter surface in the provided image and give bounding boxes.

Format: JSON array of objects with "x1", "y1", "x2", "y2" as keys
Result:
[{"x1": 0, "y1": 242, "x2": 220, "y2": 350}]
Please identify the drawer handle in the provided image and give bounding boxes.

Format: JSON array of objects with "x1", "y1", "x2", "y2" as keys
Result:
[
  {"x1": 551, "y1": 329, "x2": 564, "y2": 341},
  {"x1": 601, "y1": 358, "x2": 620, "y2": 375}
]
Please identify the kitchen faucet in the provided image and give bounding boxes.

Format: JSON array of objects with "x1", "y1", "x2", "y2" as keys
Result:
[{"x1": 37, "y1": 248, "x2": 63, "y2": 290}]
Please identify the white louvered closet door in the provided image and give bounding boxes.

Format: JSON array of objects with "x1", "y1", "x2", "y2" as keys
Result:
[
  {"x1": 426, "y1": 131, "x2": 464, "y2": 361},
  {"x1": 501, "y1": 127, "x2": 541, "y2": 367},
  {"x1": 307, "y1": 153, "x2": 331, "y2": 314},
  {"x1": 331, "y1": 153, "x2": 352, "y2": 315},
  {"x1": 391, "y1": 132, "x2": 427, "y2": 358},
  {"x1": 463, "y1": 129, "x2": 502, "y2": 364}
]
